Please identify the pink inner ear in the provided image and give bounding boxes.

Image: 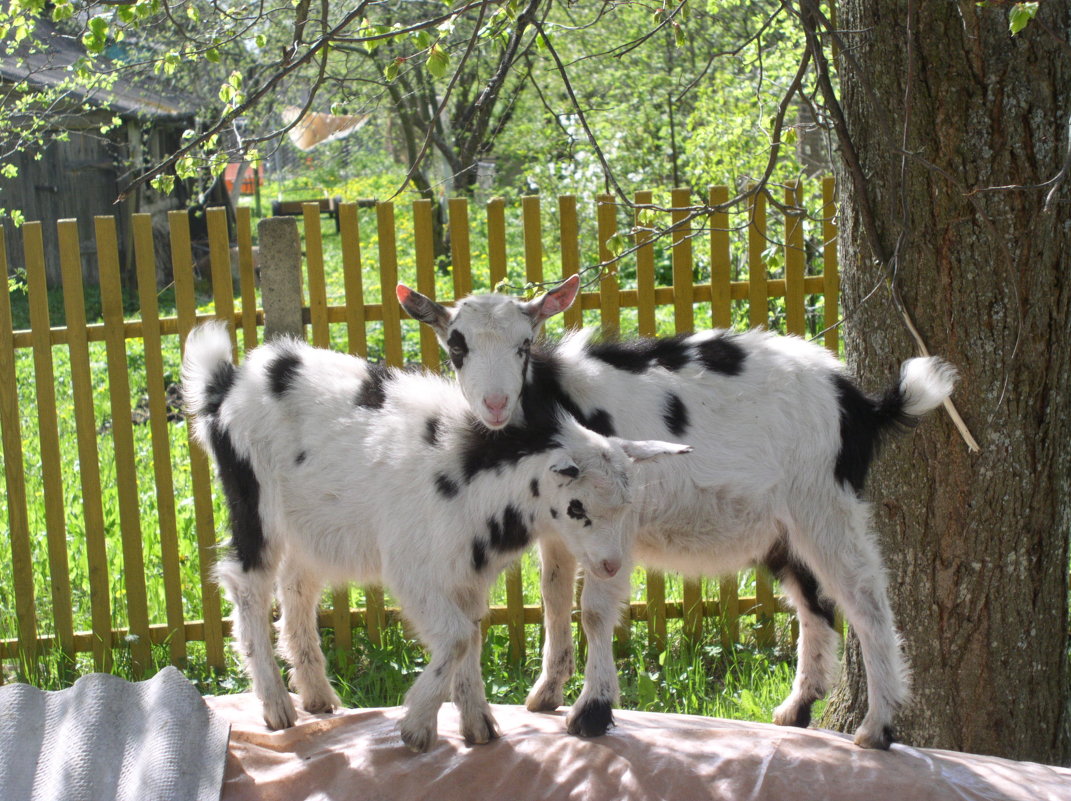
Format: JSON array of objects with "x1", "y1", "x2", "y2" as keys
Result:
[
  {"x1": 538, "y1": 274, "x2": 580, "y2": 319},
  {"x1": 396, "y1": 284, "x2": 413, "y2": 304}
]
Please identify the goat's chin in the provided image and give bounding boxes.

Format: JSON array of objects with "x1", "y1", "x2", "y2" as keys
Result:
[
  {"x1": 479, "y1": 412, "x2": 510, "y2": 430},
  {"x1": 585, "y1": 562, "x2": 617, "y2": 581}
]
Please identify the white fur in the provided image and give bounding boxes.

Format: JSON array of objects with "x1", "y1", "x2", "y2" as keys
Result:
[
  {"x1": 400, "y1": 284, "x2": 959, "y2": 749},
  {"x1": 182, "y1": 321, "x2": 687, "y2": 752}
]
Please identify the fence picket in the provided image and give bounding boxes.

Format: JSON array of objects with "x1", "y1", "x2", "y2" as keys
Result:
[
  {"x1": 413, "y1": 199, "x2": 439, "y2": 371},
  {"x1": 709, "y1": 186, "x2": 732, "y2": 329},
  {"x1": 95, "y1": 215, "x2": 152, "y2": 674},
  {"x1": 24, "y1": 222, "x2": 75, "y2": 661},
  {"x1": 377, "y1": 202, "x2": 403, "y2": 367},
  {"x1": 57, "y1": 220, "x2": 112, "y2": 671},
  {"x1": 449, "y1": 198, "x2": 472, "y2": 299},
  {"x1": 236, "y1": 207, "x2": 259, "y2": 351},
  {"x1": 785, "y1": 182, "x2": 806, "y2": 337},
  {"x1": 0, "y1": 227, "x2": 39, "y2": 667},
  {"x1": 133, "y1": 214, "x2": 186, "y2": 665},
  {"x1": 634, "y1": 191, "x2": 656, "y2": 337},
  {"x1": 339, "y1": 203, "x2": 367, "y2": 357},
  {"x1": 522, "y1": 195, "x2": 542, "y2": 286},
  {"x1": 487, "y1": 197, "x2": 507, "y2": 288},
  {"x1": 169, "y1": 209, "x2": 226, "y2": 669},
  {"x1": 597, "y1": 194, "x2": 620, "y2": 335},
  {"x1": 671, "y1": 187, "x2": 695, "y2": 332},
  {"x1": 207, "y1": 208, "x2": 238, "y2": 359},
  {"x1": 558, "y1": 195, "x2": 582, "y2": 330}
]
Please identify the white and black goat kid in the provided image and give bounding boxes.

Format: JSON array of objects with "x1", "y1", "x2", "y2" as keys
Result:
[
  {"x1": 181, "y1": 321, "x2": 689, "y2": 752},
  {"x1": 397, "y1": 276, "x2": 959, "y2": 750}
]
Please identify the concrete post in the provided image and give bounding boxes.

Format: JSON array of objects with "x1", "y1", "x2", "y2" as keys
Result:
[{"x1": 257, "y1": 216, "x2": 304, "y2": 341}]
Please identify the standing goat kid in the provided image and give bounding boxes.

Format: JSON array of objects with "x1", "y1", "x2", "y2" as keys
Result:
[
  {"x1": 182, "y1": 321, "x2": 689, "y2": 752},
  {"x1": 398, "y1": 276, "x2": 959, "y2": 749}
]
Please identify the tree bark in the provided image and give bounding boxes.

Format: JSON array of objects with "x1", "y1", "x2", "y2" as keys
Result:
[{"x1": 819, "y1": 2, "x2": 1071, "y2": 764}]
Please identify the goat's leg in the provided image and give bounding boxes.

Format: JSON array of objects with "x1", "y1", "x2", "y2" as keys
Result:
[
  {"x1": 451, "y1": 625, "x2": 498, "y2": 744},
  {"x1": 526, "y1": 536, "x2": 577, "y2": 712},
  {"x1": 566, "y1": 568, "x2": 630, "y2": 737},
  {"x1": 398, "y1": 600, "x2": 483, "y2": 752},
  {"x1": 217, "y1": 555, "x2": 296, "y2": 730},
  {"x1": 795, "y1": 519, "x2": 909, "y2": 749},
  {"x1": 276, "y1": 561, "x2": 340, "y2": 715},
  {"x1": 771, "y1": 561, "x2": 841, "y2": 729}
]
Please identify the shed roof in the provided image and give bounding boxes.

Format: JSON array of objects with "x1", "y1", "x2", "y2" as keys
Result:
[{"x1": 0, "y1": 20, "x2": 194, "y2": 120}]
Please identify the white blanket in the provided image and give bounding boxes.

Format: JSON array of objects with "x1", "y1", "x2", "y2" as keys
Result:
[{"x1": 0, "y1": 666, "x2": 229, "y2": 801}]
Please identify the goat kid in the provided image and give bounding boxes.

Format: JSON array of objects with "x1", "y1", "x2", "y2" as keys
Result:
[
  {"x1": 398, "y1": 276, "x2": 959, "y2": 749},
  {"x1": 181, "y1": 320, "x2": 689, "y2": 752}
]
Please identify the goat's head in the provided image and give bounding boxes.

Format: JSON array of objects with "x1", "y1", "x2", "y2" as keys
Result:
[
  {"x1": 542, "y1": 414, "x2": 691, "y2": 580},
  {"x1": 398, "y1": 276, "x2": 579, "y2": 429}
]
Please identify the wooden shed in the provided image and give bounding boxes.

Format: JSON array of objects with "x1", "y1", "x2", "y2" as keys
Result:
[{"x1": 0, "y1": 21, "x2": 197, "y2": 288}]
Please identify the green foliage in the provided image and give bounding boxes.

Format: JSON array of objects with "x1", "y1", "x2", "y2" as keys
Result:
[{"x1": 1008, "y1": 2, "x2": 1038, "y2": 35}]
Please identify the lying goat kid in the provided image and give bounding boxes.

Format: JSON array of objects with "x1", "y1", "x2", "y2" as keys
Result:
[
  {"x1": 398, "y1": 277, "x2": 958, "y2": 749},
  {"x1": 182, "y1": 321, "x2": 689, "y2": 752}
]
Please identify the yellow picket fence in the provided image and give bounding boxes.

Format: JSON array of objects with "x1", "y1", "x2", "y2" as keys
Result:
[{"x1": 0, "y1": 180, "x2": 838, "y2": 678}]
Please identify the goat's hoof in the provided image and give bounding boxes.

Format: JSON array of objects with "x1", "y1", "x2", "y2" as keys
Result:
[
  {"x1": 262, "y1": 696, "x2": 298, "y2": 730},
  {"x1": 399, "y1": 720, "x2": 437, "y2": 753},
  {"x1": 773, "y1": 698, "x2": 814, "y2": 728},
  {"x1": 566, "y1": 698, "x2": 615, "y2": 738},
  {"x1": 854, "y1": 721, "x2": 895, "y2": 750},
  {"x1": 462, "y1": 711, "x2": 500, "y2": 745},
  {"x1": 302, "y1": 690, "x2": 341, "y2": 715},
  {"x1": 525, "y1": 680, "x2": 565, "y2": 713}
]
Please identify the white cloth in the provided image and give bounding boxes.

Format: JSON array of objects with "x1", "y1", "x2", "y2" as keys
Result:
[{"x1": 0, "y1": 666, "x2": 229, "y2": 801}]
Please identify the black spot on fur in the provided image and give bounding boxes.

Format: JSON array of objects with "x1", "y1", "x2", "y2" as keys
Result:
[
  {"x1": 471, "y1": 539, "x2": 488, "y2": 571},
  {"x1": 553, "y1": 464, "x2": 580, "y2": 479},
  {"x1": 586, "y1": 408, "x2": 615, "y2": 436},
  {"x1": 435, "y1": 473, "x2": 460, "y2": 499},
  {"x1": 662, "y1": 392, "x2": 689, "y2": 437},
  {"x1": 447, "y1": 329, "x2": 469, "y2": 370},
  {"x1": 529, "y1": 477, "x2": 540, "y2": 498},
  {"x1": 764, "y1": 539, "x2": 836, "y2": 629},
  {"x1": 587, "y1": 335, "x2": 691, "y2": 373},
  {"x1": 458, "y1": 417, "x2": 560, "y2": 482},
  {"x1": 487, "y1": 504, "x2": 530, "y2": 554},
  {"x1": 549, "y1": 508, "x2": 558, "y2": 519},
  {"x1": 832, "y1": 373, "x2": 916, "y2": 494},
  {"x1": 267, "y1": 351, "x2": 302, "y2": 397},
  {"x1": 567, "y1": 499, "x2": 589, "y2": 522},
  {"x1": 424, "y1": 416, "x2": 442, "y2": 447},
  {"x1": 355, "y1": 364, "x2": 391, "y2": 410},
  {"x1": 208, "y1": 422, "x2": 264, "y2": 572},
  {"x1": 568, "y1": 698, "x2": 615, "y2": 737},
  {"x1": 695, "y1": 335, "x2": 746, "y2": 376},
  {"x1": 521, "y1": 351, "x2": 615, "y2": 437},
  {"x1": 295, "y1": 450, "x2": 306, "y2": 465},
  {"x1": 200, "y1": 360, "x2": 236, "y2": 417}
]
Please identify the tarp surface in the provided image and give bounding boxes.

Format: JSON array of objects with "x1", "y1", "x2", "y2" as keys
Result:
[
  {"x1": 208, "y1": 694, "x2": 1071, "y2": 801},
  {"x1": 0, "y1": 667, "x2": 229, "y2": 801}
]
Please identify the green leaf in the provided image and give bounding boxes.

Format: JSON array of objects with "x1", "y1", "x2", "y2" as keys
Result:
[
  {"x1": 605, "y1": 231, "x2": 628, "y2": 257},
  {"x1": 151, "y1": 174, "x2": 175, "y2": 195},
  {"x1": 205, "y1": 47, "x2": 220, "y2": 63},
  {"x1": 384, "y1": 58, "x2": 401, "y2": 82},
  {"x1": 1009, "y1": 2, "x2": 1038, "y2": 35},
  {"x1": 426, "y1": 43, "x2": 449, "y2": 79}
]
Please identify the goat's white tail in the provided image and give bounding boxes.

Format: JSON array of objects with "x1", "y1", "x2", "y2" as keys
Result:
[
  {"x1": 898, "y1": 357, "x2": 959, "y2": 418},
  {"x1": 181, "y1": 320, "x2": 235, "y2": 423}
]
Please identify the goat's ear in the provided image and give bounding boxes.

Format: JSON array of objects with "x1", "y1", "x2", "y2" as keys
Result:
[
  {"x1": 524, "y1": 274, "x2": 579, "y2": 327},
  {"x1": 549, "y1": 458, "x2": 581, "y2": 480},
  {"x1": 397, "y1": 284, "x2": 451, "y2": 336},
  {"x1": 615, "y1": 438, "x2": 693, "y2": 462}
]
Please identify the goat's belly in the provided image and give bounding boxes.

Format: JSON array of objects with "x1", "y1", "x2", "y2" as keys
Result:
[{"x1": 631, "y1": 517, "x2": 781, "y2": 579}]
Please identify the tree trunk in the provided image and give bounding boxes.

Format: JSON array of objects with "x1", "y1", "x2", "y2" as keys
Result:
[{"x1": 820, "y1": 2, "x2": 1071, "y2": 764}]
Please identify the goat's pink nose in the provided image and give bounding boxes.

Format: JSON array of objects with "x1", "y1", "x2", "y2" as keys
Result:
[
  {"x1": 483, "y1": 393, "x2": 509, "y2": 415},
  {"x1": 602, "y1": 559, "x2": 621, "y2": 578}
]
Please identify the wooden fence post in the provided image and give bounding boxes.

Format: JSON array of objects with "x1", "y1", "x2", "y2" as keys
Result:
[{"x1": 258, "y1": 216, "x2": 304, "y2": 341}]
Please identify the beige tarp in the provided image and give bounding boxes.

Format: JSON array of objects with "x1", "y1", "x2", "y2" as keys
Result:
[{"x1": 208, "y1": 695, "x2": 1071, "y2": 801}]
